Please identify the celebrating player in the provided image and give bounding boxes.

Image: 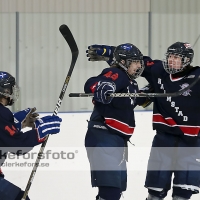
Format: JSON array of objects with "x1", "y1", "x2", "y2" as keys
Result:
[
  {"x1": 84, "y1": 43, "x2": 151, "y2": 200},
  {"x1": 86, "y1": 42, "x2": 200, "y2": 200},
  {"x1": 0, "y1": 71, "x2": 62, "y2": 200}
]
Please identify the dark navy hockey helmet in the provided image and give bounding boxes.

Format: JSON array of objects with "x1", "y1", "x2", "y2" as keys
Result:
[
  {"x1": 0, "y1": 71, "x2": 19, "y2": 105},
  {"x1": 163, "y1": 42, "x2": 194, "y2": 74},
  {"x1": 113, "y1": 43, "x2": 144, "y2": 79}
]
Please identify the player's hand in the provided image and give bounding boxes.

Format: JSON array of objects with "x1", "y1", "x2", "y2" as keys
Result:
[
  {"x1": 35, "y1": 116, "x2": 62, "y2": 141},
  {"x1": 86, "y1": 44, "x2": 116, "y2": 66},
  {"x1": 93, "y1": 81, "x2": 116, "y2": 104},
  {"x1": 14, "y1": 107, "x2": 39, "y2": 130},
  {"x1": 139, "y1": 84, "x2": 154, "y2": 108},
  {"x1": 139, "y1": 84, "x2": 154, "y2": 93}
]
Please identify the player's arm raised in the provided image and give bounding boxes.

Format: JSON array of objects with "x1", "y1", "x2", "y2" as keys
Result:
[{"x1": 86, "y1": 44, "x2": 116, "y2": 66}]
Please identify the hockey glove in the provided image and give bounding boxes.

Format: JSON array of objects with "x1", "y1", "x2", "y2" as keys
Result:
[
  {"x1": 139, "y1": 84, "x2": 154, "y2": 108},
  {"x1": 86, "y1": 44, "x2": 116, "y2": 66},
  {"x1": 34, "y1": 116, "x2": 62, "y2": 140},
  {"x1": 14, "y1": 107, "x2": 39, "y2": 130},
  {"x1": 94, "y1": 81, "x2": 116, "y2": 104}
]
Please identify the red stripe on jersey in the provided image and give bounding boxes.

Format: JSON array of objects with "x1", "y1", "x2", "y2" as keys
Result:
[
  {"x1": 90, "y1": 82, "x2": 98, "y2": 93},
  {"x1": 153, "y1": 114, "x2": 200, "y2": 136},
  {"x1": 105, "y1": 118, "x2": 134, "y2": 135}
]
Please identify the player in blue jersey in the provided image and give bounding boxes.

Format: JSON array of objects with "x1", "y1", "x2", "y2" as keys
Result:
[
  {"x1": 86, "y1": 42, "x2": 200, "y2": 200},
  {"x1": 84, "y1": 43, "x2": 151, "y2": 200},
  {"x1": 0, "y1": 71, "x2": 62, "y2": 200}
]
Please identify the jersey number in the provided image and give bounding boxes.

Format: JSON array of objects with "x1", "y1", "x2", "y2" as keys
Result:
[
  {"x1": 103, "y1": 71, "x2": 118, "y2": 81},
  {"x1": 5, "y1": 125, "x2": 17, "y2": 136}
]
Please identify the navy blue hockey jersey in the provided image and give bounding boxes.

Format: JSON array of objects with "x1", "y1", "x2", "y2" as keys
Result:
[
  {"x1": 84, "y1": 67, "x2": 145, "y2": 139},
  {"x1": 0, "y1": 103, "x2": 45, "y2": 174},
  {"x1": 142, "y1": 56, "x2": 200, "y2": 137}
]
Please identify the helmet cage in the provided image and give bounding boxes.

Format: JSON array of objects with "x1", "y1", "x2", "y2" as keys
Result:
[
  {"x1": 163, "y1": 42, "x2": 194, "y2": 74},
  {"x1": 116, "y1": 59, "x2": 144, "y2": 80},
  {"x1": 0, "y1": 72, "x2": 20, "y2": 105},
  {"x1": 126, "y1": 59, "x2": 145, "y2": 79},
  {"x1": 163, "y1": 53, "x2": 190, "y2": 74},
  {"x1": 0, "y1": 85, "x2": 20, "y2": 105}
]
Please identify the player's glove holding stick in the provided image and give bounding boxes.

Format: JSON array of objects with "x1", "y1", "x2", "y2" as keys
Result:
[
  {"x1": 86, "y1": 44, "x2": 116, "y2": 66},
  {"x1": 34, "y1": 116, "x2": 62, "y2": 140},
  {"x1": 93, "y1": 81, "x2": 116, "y2": 104},
  {"x1": 139, "y1": 84, "x2": 154, "y2": 108}
]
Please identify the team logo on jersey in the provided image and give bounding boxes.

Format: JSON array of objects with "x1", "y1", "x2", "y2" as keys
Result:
[{"x1": 180, "y1": 83, "x2": 192, "y2": 96}]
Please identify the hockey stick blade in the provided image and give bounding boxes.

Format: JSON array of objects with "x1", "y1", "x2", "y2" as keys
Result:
[
  {"x1": 22, "y1": 25, "x2": 79, "y2": 200},
  {"x1": 69, "y1": 75, "x2": 200, "y2": 98},
  {"x1": 59, "y1": 24, "x2": 79, "y2": 57},
  {"x1": 52, "y1": 24, "x2": 79, "y2": 105}
]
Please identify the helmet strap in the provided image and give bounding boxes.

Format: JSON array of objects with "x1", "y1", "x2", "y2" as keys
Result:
[
  {"x1": 116, "y1": 61, "x2": 133, "y2": 80},
  {"x1": 182, "y1": 57, "x2": 190, "y2": 67},
  {"x1": 116, "y1": 61, "x2": 128, "y2": 71}
]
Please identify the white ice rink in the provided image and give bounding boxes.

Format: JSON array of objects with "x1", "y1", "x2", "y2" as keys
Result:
[{"x1": 2, "y1": 112, "x2": 200, "y2": 200}]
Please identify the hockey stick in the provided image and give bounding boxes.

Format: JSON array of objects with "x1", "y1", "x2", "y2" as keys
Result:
[
  {"x1": 193, "y1": 34, "x2": 200, "y2": 48},
  {"x1": 69, "y1": 75, "x2": 200, "y2": 98},
  {"x1": 22, "y1": 24, "x2": 79, "y2": 200}
]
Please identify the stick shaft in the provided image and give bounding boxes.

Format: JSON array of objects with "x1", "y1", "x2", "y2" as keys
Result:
[
  {"x1": 22, "y1": 24, "x2": 79, "y2": 200},
  {"x1": 69, "y1": 75, "x2": 200, "y2": 98}
]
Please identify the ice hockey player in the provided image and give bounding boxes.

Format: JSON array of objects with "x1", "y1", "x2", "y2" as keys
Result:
[
  {"x1": 0, "y1": 71, "x2": 62, "y2": 200},
  {"x1": 86, "y1": 42, "x2": 200, "y2": 200},
  {"x1": 84, "y1": 43, "x2": 152, "y2": 200}
]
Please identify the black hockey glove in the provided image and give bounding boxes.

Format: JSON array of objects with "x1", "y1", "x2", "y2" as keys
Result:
[
  {"x1": 139, "y1": 84, "x2": 154, "y2": 108},
  {"x1": 94, "y1": 81, "x2": 116, "y2": 104},
  {"x1": 86, "y1": 44, "x2": 116, "y2": 66}
]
